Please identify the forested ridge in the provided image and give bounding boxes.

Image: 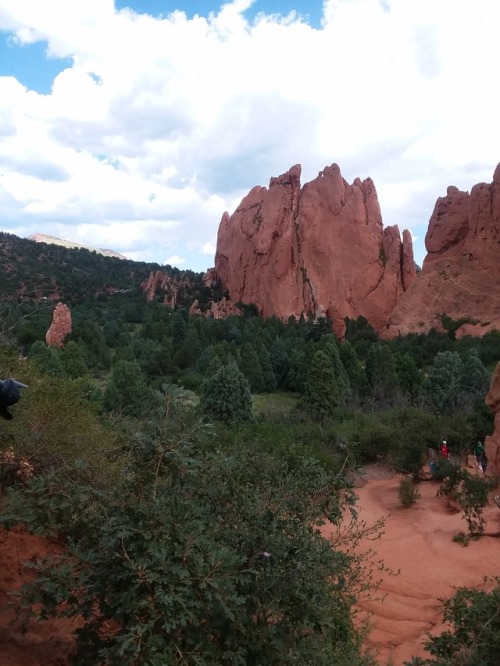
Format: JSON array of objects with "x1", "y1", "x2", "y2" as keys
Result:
[{"x1": 1, "y1": 236, "x2": 500, "y2": 664}]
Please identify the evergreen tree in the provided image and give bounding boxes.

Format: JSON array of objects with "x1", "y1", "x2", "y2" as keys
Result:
[
  {"x1": 298, "y1": 350, "x2": 339, "y2": 419},
  {"x1": 394, "y1": 352, "x2": 422, "y2": 403},
  {"x1": 339, "y1": 341, "x2": 367, "y2": 401},
  {"x1": 460, "y1": 349, "x2": 490, "y2": 405},
  {"x1": 103, "y1": 360, "x2": 149, "y2": 417},
  {"x1": 61, "y1": 340, "x2": 89, "y2": 379},
  {"x1": 320, "y1": 338, "x2": 351, "y2": 404},
  {"x1": 365, "y1": 344, "x2": 400, "y2": 405},
  {"x1": 420, "y1": 351, "x2": 463, "y2": 414},
  {"x1": 227, "y1": 325, "x2": 243, "y2": 346},
  {"x1": 257, "y1": 343, "x2": 277, "y2": 393},
  {"x1": 173, "y1": 326, "x2": 202, "y2": 369},
  {"x1": 239, "y1": 343, "x2": 264, "y2": 393},
  {"x1": 286, "y1": 346, "x2": 308, "y2": 393},
  {"x1": 271, "y1": 337, "x2": 289, "y2": 387},
  {"x1": 196, "y1": 344, "x2": 216, "y2": 373},
  {"x1": 200, "y1": 362, "x2": 253, "y2": 423},
  {"x1": 171, "y1": 312, "x2": 187, "y2": 347},
  {"x1": 29, "y1": 341, "x2": 64, "y2": 377}
]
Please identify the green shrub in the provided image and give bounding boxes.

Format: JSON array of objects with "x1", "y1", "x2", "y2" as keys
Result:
[
  {"x1": 1, "y1": 396, "x2": 378, "y2": 666},
  {"x1": 398, "y1": 476, "x2": 421, "y2": 507}
]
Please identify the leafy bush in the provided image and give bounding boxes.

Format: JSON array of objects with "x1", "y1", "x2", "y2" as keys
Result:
[
  {"x1": 405, "y1": 578, "x2": 500, "y2": 665},
  {"x1": 1, "y1": 395, "x2": 378, "y2": 666},
  {"x1": 398, "y1": 476, "x2": 421, "y2": 507}
]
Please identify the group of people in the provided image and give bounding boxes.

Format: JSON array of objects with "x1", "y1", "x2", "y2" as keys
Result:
[{"x1": 429, "y1": 439, "x2": 488, "y2": 475}]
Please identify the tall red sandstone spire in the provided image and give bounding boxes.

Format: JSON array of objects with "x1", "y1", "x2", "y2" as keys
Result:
[
  {"x1": 45, "y1": 302, "x2": 72, "y2": 348},
  {"x1": 214, "y1": 163, "x2": 416, "y2": 335}
]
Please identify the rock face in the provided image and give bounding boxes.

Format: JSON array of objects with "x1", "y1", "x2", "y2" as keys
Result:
[
  {"x1": 213, "y1": 164, "x2": 416, "y2": 333},
  {"x1": 384, "y1": 164, "x2": 500, "y2": 338},
  {"x1": 45, "y1": 302, "x2": 72, "y2": 348},
  {"x1": 189, "y1": 297, "x2": 241, "y2": 319},
  {"x1": 142, "y1": 271, "x2": 196, "y2": 307}
]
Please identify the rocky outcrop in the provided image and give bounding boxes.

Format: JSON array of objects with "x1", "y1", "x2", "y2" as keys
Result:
[
  {"x1": 384, "y1": 164, "x2": 500, "y2": 338},
  {"x1": 189, "y1": 296, "x2": 241, "y2": 320},
  {"x1": 485, "y1": 362, "x2": 500, "y2": 480},
  {"x1": 142, "y1": 271, "x2": 196, "y2": 307},
  {"x1": 213, "y1": 164, "x2": 416, "y2": 332},
  {"x1": 45, "y1": 302, "x2": 72, "y2": 348}
]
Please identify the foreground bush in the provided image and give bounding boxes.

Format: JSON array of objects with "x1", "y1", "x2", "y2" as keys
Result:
[
  {"x1": 406, "y1": 578, "x2": 500, "y2": 665},
  {"x1": 1, "y1": 392, "x2": 377, "y2": 666}
]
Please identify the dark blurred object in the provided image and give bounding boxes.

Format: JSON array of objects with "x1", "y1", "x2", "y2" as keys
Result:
[{"x1": 0, "y1": 379, "x2": 28, "y2": 420}]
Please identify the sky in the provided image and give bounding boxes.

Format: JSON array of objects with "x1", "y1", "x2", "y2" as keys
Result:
[{"x1": 0, "y1": 0, "x2": 499, "y2": 272}]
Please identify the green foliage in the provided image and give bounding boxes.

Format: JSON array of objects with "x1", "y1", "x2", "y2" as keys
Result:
[
  {"x1": 28, "y1": 341, "x2": 64, "y2": 376},
  {"x1": 60, "y1": 340, "x2": 89, "y2": 378},
  {"x1": 103, "y1": 360, "x2": 151, "y2": 418},
  {"x1": 420, "y1": 350, "x2": 490, "y2": 415},
  {"x1": 398, "y1": 476, "x2": 421, "y2": 507},
  {"x1": 200, "y1": 362, "x2": 253, "y2": 423},
  {"x1": 365, "y1": 344, "x2": 400, "y2": 405},
  {"x1": 270, "y1": 337, "x2": 289, "y2": 387},
  {"x1": 239, "y1": 342, "x2": 264, "y2": 393},
  {"x1": 1, "y1": 396, "x2": 377, "y2": 666},
  {"x1": 437, "y1": 466, "x2": 497, "y2": 536},
  {"x1": 0, "y1": 359, "x2": 118, "y2": 485},
  {"x1": 406, "y1": 578, "x2": 500, "y2": 665},
  {"x1": 297, "y1": 350, "x2": 339, "y2": 420}
]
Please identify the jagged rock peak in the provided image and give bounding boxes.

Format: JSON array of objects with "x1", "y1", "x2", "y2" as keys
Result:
[
  {"x1": 213, "y1": 162, "x2": 415, "y2": 334},
  {"x1": 384, "y1": 163, "x2": 500, "y2": 338}
]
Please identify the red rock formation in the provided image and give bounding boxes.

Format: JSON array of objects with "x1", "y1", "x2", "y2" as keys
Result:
[
  {"x1": 485, "y1": 362, "x2": 500, "y2": 480},
  {"x1": 384, "y1": 164, "x2": 500, "y2": 338},
  {"x1": 213, "y1": 163, "x2": 416, "y2": 332},
  {"x1": 189, "y1": 297, "x2": 241, "y2": 319},
  {"x1": 141, "y1": 271, "x2": 195, "y2": 307},
  {"x1": 45, "y1": 302, "x2": 72, "y2": 348}
]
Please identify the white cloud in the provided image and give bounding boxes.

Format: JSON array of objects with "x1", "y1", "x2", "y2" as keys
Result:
[
  {"x1": 0, "y1": 0, "x2": 499, "y2": 271},
  {"x1": 164, "y1": 254, "x2": 186, "y2": 266}
]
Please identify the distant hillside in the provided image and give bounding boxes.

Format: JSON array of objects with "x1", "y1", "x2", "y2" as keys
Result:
[
  {"x1": 0, "y1": 232, "x2": 204, "y2": 306},
  {"x1": 28, "y1": 234, "x2": 127, "y2": 260}
]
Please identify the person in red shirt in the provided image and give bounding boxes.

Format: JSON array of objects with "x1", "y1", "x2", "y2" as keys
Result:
[{"x1": 439, "y1": 440, "x2": 449, "y2": 459}]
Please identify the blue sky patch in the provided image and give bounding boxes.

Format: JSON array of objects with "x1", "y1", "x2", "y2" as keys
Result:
[
  {"x1": 114, "y1": 1, "x2": 323, "y2": 27},
  {"x1": 0, "y1": 33, "x2": 72, "y2": 94}
]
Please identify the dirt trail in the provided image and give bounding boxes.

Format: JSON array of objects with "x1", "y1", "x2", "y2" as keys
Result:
[{"x1": 322, "y1": 473, "x2": 500, "y2": 665}]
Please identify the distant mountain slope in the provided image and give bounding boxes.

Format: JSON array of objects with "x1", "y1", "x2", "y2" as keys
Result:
[
  {"x1": 28, "y1": 233, "x2": 127, "y2": 260},
  {"x1": 0, "y1": 232, "x2": 204, "y2": 306}
]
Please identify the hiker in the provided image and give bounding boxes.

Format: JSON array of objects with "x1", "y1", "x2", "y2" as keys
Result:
[
  {"x1": 439, "y1": 440, "x2": 449, "y2": 459},
  {"x1": 0, "y1": 379, "x2": 28, "y2": 420},
  {"x1": 474, "y1": 441, "x2": 485, "y2": 471},
  {"x1": 480, "y1": 451, "x2": 488, "y2": 475}
]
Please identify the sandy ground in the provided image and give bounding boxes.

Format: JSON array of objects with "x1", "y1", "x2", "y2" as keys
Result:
[
  {"x1": 1, "y1": 475, "x2": 499, "y2": 665},
  {"x1": 321, "y1": 473, "x2": 500, "y2": 665}
]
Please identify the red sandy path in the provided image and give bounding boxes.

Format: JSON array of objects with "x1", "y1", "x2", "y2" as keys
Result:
[
  {"x1": 0, "y1": 526, "x2": 75, "y2": 666},
  {"x1": 1, "y1": 477, "x2": 500, "y2": 666},
  {"x1": 322, "y1": 475, "x2": 500, "y2": 665}
]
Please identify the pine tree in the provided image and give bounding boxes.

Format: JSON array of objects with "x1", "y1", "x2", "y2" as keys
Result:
[
  {"x1": 298, "y1": 350, "x2": 338, "y2": 419},
  {"x1": 239, "y1": 343, "x2": 264, "y2": 393},
  {"x1": 257, "y1": 343, "x2": 277, "y2": 393},
  {"x1": 200, "y1": 362, "x2": 253, "y2": 423}
]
